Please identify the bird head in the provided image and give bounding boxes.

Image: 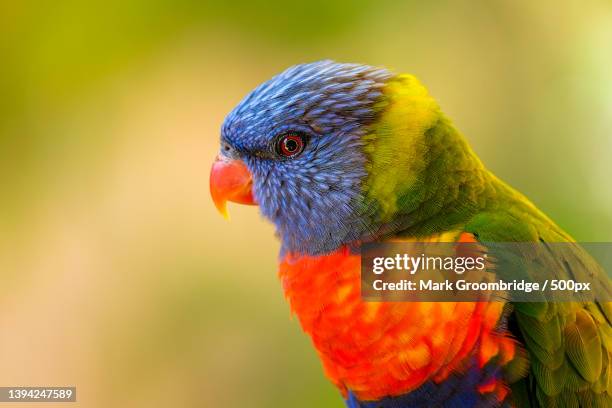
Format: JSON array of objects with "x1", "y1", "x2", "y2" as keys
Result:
[{"x1": 210, "y1": 61, "x2": 441, "y2": 255}]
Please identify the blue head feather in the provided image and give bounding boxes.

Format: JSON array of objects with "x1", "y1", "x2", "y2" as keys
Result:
[{"x1": 221, "y1": 61, "x2": 392, "y2": 255}]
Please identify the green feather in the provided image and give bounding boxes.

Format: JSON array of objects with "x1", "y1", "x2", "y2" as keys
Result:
[
  {"x1": 516, "y1": 312, "x2": 562, "y2": 353},
  {"x1": 565, "y1": 309, "x2": 603, "y2": 383},
  {"x1": 531, "y1": 357, "x2": 567, "y2": 395}
]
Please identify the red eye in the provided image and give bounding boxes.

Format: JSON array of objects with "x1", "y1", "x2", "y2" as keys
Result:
[{"x1": 277, "y1": 134, "x2": 305, "y2": 158}]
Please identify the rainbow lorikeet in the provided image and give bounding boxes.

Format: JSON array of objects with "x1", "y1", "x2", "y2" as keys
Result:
[{"x1": 209, "y1": 61, "x2": 611, "y2": 407}]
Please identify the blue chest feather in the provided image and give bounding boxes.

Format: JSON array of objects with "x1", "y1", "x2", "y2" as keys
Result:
[{"x1": 345, "y1": 363, "x2": 508, "y2": 408}]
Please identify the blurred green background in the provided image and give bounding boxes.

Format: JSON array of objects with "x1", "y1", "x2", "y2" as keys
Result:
[{"x1": 1, "y1": 1, "x2": 611, "y2": 407}]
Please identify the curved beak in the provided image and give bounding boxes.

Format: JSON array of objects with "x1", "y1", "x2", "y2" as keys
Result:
[{"x1": 210, "y1": 155, "x2": 256, "y2": 220}]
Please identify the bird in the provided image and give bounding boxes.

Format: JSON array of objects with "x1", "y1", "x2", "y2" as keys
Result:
[{"x1": 209, "y1": 60, "x2": 611, "y2": 407}]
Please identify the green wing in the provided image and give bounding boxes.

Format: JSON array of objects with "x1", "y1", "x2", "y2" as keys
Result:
[
  {"x1": 374, "y1": 80, "x2": 611, "y2": 406},
  {"x1": 465, "y1": 200, "x2": 612, "y2": 408}
]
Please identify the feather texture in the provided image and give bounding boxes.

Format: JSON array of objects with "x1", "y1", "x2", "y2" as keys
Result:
[{"x1": 219, "y1": 61, "x2": 612, "y2": 407}]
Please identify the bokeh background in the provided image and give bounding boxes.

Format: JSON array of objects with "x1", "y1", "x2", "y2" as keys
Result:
[{"x1": 1, "y1": 1, "x2": 611, "y2": 407}]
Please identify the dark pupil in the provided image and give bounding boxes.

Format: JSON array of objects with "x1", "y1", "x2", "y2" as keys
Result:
[{"x1": 284, "y1": 138, "x2": 298, "y2": 152}]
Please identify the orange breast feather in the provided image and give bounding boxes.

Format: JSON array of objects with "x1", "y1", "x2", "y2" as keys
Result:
[{"x1": 278, "y1": 234, "x2": 515, "y2": 401}]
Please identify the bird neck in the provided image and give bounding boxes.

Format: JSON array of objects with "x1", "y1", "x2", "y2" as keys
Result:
[{"x1": 361, "y1": 101, "x2": 492, "y2": 241}]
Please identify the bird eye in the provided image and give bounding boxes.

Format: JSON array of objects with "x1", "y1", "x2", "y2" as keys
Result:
[{"x1": 276, "y1": 134, "x2": 306, "y2": 158}]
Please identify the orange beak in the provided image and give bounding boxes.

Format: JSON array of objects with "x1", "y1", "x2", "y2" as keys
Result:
[{"x1": 210, "y1": 155, "x2": 256, "y2": 219}]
